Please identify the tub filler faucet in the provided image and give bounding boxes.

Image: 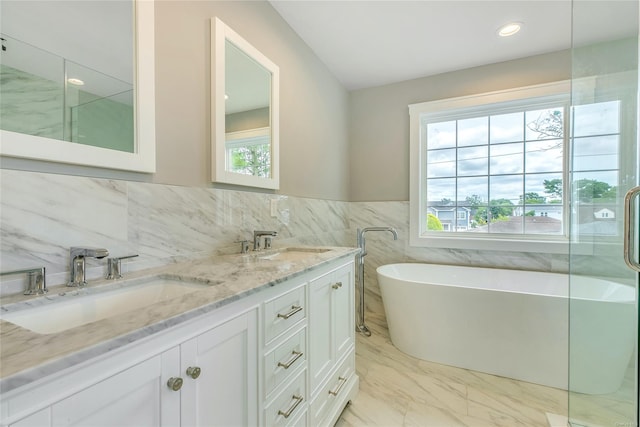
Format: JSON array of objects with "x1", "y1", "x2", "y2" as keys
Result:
[
  {"x1": 356, "y1": 227, "x2": 398, "y2": 337},
  {"x1": 68, "y1": 247, "x2": 109, "y2": 287}
]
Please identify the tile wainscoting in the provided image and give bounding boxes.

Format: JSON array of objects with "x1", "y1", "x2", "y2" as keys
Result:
[
  {"x1": 0, "y1": 169, "x2": 350, "y2": 294},
  {"x1": 3, "y1": 171, "x2": 622, "y2": 321}
]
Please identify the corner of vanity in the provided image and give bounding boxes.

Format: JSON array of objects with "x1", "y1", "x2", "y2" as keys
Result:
[{"x1": 0, "y1": 246, "x2": 359, "y2": 427}]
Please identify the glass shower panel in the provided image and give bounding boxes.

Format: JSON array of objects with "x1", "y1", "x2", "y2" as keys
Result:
[
  {"x1": 0, "y1": 35, "x2": 64, "y2": 140},
  {"x1": 569, "y1": 1, "x2": 639, "y2": 426}
]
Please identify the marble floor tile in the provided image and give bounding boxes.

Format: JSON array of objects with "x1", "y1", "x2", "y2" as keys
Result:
[{"x1": 338, "y1": 320, "x2": 568, "y2": 427}]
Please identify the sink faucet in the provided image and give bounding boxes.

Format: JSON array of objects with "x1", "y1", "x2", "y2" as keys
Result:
[
  {"x1": 0, "y1": 267, "x2": 47, "y2": 295},
  {"x1": 253, "y1": 230, "x2": 278, "y2": 251},
  {"x1": 68, "y1": 247, "x2": 109, "y2": 287}
]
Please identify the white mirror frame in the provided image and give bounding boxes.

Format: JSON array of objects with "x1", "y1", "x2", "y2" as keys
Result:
[
  {"x1": 0, "y1": 0, "x2": 156, "y2": 173},
  {"x1": 211, "y1": 17, "x2": 280, "y2": 190}
]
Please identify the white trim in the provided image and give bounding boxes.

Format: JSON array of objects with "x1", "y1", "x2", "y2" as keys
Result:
[
  {"x1": 225, "y1": 127, "x2": 270, "y2": 142},
  {"x1": 211, "y1": 17, "x2": 280, "y2": 190},
  {"x1": 409, "y1": 81, "x2": 571, "y2": 253},
  {"x1": 0, "y1": 0, "x2": 156, "y2": 173}
]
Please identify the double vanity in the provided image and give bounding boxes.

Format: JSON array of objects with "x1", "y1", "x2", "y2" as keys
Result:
[{"x1": 0, "y1": 246, "x2": 359, "y2": 427}]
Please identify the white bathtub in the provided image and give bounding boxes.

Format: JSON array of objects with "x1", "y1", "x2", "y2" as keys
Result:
[{"x1": 377, "y1": 263, "x2": 636, "y2": 393}]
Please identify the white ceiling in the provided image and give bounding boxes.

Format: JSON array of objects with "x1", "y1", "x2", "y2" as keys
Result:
[{"x1": 269, "y1": 0, "x2": 639, "y2": 91}]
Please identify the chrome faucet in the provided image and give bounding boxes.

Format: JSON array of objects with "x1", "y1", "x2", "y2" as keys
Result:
[
  {"x1": 357, "y1": 227, "x2": 398, "y2": 259},
  {"x1": 253, "y1": 230, "x2": 278, "y2": 251},
  {"x1": 0, "y1": 267, "x2": 47, "y2": 295},
  {"x1": 68, "y1": 247, "x2": 109, "y2": 287},
  {"x1": 356, "y1": 227, "x2": 398, "y2": 337}
]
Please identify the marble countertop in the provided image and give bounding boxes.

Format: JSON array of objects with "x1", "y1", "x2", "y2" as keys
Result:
[{"x1": 0, "y1": 246, "x2": 359, "y2": 394}]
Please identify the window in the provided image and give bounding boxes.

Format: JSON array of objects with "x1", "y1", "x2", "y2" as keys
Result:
[
  {"x1": 225, "y1": 127, "x2": 271, "y2": 178},
  {"x1": 409, "y1": 82, "x2": 571, "y2": 252}
]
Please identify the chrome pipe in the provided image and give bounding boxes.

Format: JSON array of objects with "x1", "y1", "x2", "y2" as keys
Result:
[{"x1": 356, "y1": 226, "x2": 398, "y2": 337}]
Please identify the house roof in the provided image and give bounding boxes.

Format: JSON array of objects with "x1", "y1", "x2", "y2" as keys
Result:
[{"x1": 468, "y1": 216, "x2": 562, "y2": 234}]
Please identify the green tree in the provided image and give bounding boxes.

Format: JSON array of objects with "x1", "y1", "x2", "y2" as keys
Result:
[
  {"x1": 519, "y1": 192, "x2": 546, "y2": 204},
  {"x1": 575, "y1": 179, "x2": 617, "y2": 202},
  {"x1": 465, "y1": 194, "x2": 483, "y2": 208},
  {"x1": 230, "y1": 144, "x2": 271, "y2": 177},
  {"x1": 474, "y1": 199, "x2": 515, "y2": 224},
  {"x1": 426, "y1": 213, "x2": 444, "y2": 231},
  {"x1": 543, "y1": 179, "x2": 563, "y2": 200}
]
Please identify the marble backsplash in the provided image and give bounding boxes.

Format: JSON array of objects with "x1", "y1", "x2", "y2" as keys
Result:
[{"x1": 0, "y1": 169, "x2": 350, "y2": 295}]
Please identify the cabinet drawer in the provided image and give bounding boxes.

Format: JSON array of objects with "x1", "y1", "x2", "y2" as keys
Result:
[
  {"x1": 264, "y1": 370, "x2": 307, "y2": 427},
  {"x1": 264, "y1": 285, "x2": 306, "y2": 344},
  {"x1": 264, "y1": 327, "x2": 307, "y2": 398},
  {"x1": 309, "y1": 355, "x2": 355, "y2": 427}
]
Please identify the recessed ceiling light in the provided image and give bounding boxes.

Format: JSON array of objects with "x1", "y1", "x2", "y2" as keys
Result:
[
  {"x1": 498, "y1": 22, "x2": 522, "y2": 37},
  {"x1": 67, "y1": 78, "x2": 85, "y2": 86}
]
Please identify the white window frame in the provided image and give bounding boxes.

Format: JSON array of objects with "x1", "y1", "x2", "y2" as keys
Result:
[{"x1": 409, "y1": 81, "x2": 571, "y2": 253}]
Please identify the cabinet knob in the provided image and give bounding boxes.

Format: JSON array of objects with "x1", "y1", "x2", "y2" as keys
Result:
[
  {"x1": 186, "y1": 366, "x2": 202, "y2": 379},
  {"x1": 332, "y1": 282, "x2": 343, "y2": 290},
  {"x1": 167, "y1": 377, "x2": 183, "y2": 391}
]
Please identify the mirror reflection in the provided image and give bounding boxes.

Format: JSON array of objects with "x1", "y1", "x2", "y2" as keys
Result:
[
  {"x1": 224, "y1": 40, "x2": 272, "y2": 177},
  {"x1": 213, "y1": 17, "x2": 279, "y2": 190},
  {"x1": 0, "y1": 0, "x2": 134, "y2": 153}
]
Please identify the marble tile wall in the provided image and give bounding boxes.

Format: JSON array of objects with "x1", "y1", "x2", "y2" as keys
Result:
[
  {"x1": 0, "y1": 170, "x2": 350, "y2": 295},
  {"x1": 1, "y1": 171, "x2": 624, "y2": 303}
]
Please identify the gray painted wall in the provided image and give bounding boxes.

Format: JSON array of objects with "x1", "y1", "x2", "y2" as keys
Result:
[
  {"x1": 1, "y1": 1, "x2": 351, "y2": 201},
  {"x1": 348, "y1": 50, "x2": 572, "y2": 202},
  {"x1": 153, "y1": 0, "x2": 350, "y2": 200}
]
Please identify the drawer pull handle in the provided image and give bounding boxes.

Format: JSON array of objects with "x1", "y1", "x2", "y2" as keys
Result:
[
  {"x1": 332, "y1": 281, "x2": 343, "y2": 290},
  {"x1": 277, "y1": 305, "x2": 302, "y2": 320},
  {"x1": 186, "y1": 366, "x2": 201, "y2": 379},
  {"x1": 277, "y1": 350, "x2": 303, "y2": 369},
  {"x1": 278, "y1": 394, "x2": 304, "y2": 419},
  {"x1": 328, "y1": 376, "x2": 347, "y2": 396},
  {"x1": 167, "y1": 377, "x2": 183, "y2": 391}
]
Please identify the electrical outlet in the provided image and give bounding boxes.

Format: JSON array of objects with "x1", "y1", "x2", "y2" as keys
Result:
[{"x1": 270, "y1": 199, "x2": 278, "y2": 217}]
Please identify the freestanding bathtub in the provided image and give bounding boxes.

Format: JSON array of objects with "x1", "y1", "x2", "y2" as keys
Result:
[{"x1": 377, "y1": 263, "x2": 636, "y2": 394}]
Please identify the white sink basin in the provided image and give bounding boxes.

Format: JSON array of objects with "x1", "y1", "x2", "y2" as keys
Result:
[
  {"x1": 245, "y1": 247, "x2": 331, "y2": 262},
  {"x1": 1, "y1": 277, "x2": 208, "y2": 335}
]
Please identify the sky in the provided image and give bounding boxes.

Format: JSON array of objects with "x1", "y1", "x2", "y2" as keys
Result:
[{"x1": 424, "y1": 100, "x2": 621, "y2": 205}]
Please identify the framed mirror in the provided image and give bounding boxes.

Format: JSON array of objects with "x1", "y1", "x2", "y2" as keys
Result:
[
  {"x1": 212, "y1": 17, "x2": 279, "y2": 190},
  {"x1": 0, "y1": 0, "x2": 155, "y2": 173}
]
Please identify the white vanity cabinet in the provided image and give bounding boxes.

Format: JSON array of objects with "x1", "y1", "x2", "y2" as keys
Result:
[
  {"x1": 179, "y1": 309, "x2": 258, "y2": 427},
  {"x1": 9, "y1": 350, "x2": 175, "y2": 427},
  {"x1": 4, "y1": 307, "x2": 258, "y2": 427},
  {"x1": 1, "y1": 255, "x2": 357, "y2": 427},
  {"x1": 308, "y1": 263, "x2": 357, "y2": 426}
]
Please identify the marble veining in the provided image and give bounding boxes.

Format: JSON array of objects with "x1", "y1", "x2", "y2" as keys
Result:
[
  {"x1": 0, "y1": 170, "x2": 352, "y2": 293},
  {"x1": 336, "y1": 315, "x2": 568, "y2": 427},
  {"x1": 0, "y1": 246, "x2": 358, "y2": 393}
]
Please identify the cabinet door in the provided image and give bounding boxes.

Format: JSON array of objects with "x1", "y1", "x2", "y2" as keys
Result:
[
  {"x1": 9, "y1": 408, "x2": 50, "y2": 427},
  {"x1": 333, "y1": 265, "x2": 354, "y2": 362},
  {"x1": 181, "y1": 309, "x2": 258, "y2": 427},
  {"x1": 308, "y1": 272, "x2": 335, "y2": 394},
  {"x1": 309, "y1": 264, "x2": 355, "y2": 395},
  {"x1": 50, "y1": 347, "x2": 180, "y2": 427}
]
